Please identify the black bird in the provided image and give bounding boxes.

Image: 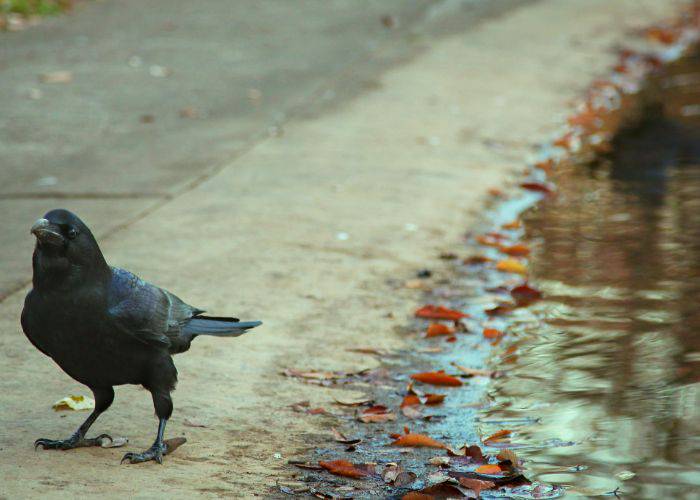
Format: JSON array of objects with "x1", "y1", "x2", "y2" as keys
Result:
[{"x1": 21, "y1": 209, "x2": 261, "y2": 464}]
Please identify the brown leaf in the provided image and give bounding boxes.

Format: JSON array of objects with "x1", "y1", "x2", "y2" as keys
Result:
[
  {"x1": 485, "y1": 303, "x2": 515, "y2": 316},
  {"x1": 511, "y1": 284, "x2": 543, "y2": 306},
  {"x1": 358, "y1": 405, "x2": 396, "y2": 423},
  {"x1": 415, "y1": 305, "x2": 469, "y2": 321},
  {"x1": 458, "y1": 477, "x2": 496, "y2": 496},
  {"x1": 410, "y1": 371, "x2": 463, "y2": 387},
  {"x1": 333, "y1": 397, "x2": 373, "y2": 407},
  {"x1": 425, "y1": 323, "x2": 454, "y2": 338},
  {"x1": 451, "y1": 362, "x2": 493, "y2": 377},
  {"x1": 331, "y1": 428, "x2": 361, "y2": 445},
  {"x1": 463, "y1": 255, "x2": 493, "y2": 265},
  {"x1": 401, "y1": 405, "x2": 423, "y2": 419},
  {"x1": 391, "y1": 433, "x2": 447, "y2": 449},
  {"x1": 521, "y1": 182, "x2": 555, "y2": 194},
  {"x1": 319, "y1": 459, "x2": 370, "y2": 479}
]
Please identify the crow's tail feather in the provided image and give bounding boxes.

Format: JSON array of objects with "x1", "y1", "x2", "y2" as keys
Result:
[{"x1": 183, "y1": 316, "x2": 262, "y2": 338}]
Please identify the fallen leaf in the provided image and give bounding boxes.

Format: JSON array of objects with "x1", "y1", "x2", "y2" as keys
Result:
[
  {"x1": 52, "y1": 395, "x2": 94, "y2": 411},
  {"x1": 410, "y1": 371, "x2": 463, "y2": 387},
  {"x1": 484, "y1": 429, "x2": 512, "y2": 445},
  {"x1": 511, "y1": 284, "x2": 543, "y2": 306},
  {"x1": 39, "y1": 71, "x2": 73, "y2": 84},
  {"x1": 383, "y1": 464, "x2": 417, "y2": 486},
  {"x1": 521, "y1": 182, "x2": 554, "y2": 194},
  {"x1": 475, "y1": 235, "x2": 503, "y2": 247},
  {"x1": 554, "y1": 132, "x2": 575, "y2": 150},
  {"x1": 429, "y1": 456, "x2": 451, "y2": 466},
  {"x1": 501, "y1": 220, "x2": 522, "y2": 230},
  {"x1": 319, "y1": 459, "x2": 371, "y2": 479},
  {"x1": 534, "y1": 159, "x2": 555, "y2": 173},
  {"x1": 451, "y1": 363, "x2": 493, "y2": 377},
  {"x1": 499, "y1": 244, "x2": 530, "y2": 257},
  {"x1": 392, "y1": 433, "x2": 447, "y2": 449},
  {"x1": 358, "y1": 405, "x2": 396, "y2": 423},
  {"x1": 289, "y1": 460, "x2": 323, "y2": 471},
  {"x1": 401, "y1": 393, "x2": 446, "y2": 407},
  {"x1": 183, "y1": 418, "x2": 207, "y2": 428},
  {"x1": 282, "y1": 369, "x2": 342, "y2": 380},
  {"x1": 425, "y1": 323, "x2": 454, "y2": 337},
  {"x1": 463, "y1": 255, "x2": 492, "y2": 265},
  {"x1": 483, "y1": 328, "x2": 503, "y2": 340},
  {"x1": 497, "y1": 449, "x2": 519, "y2": 465},
  {"x1": 458, "y1": 477, "x2": 496, "y2": 496},
  {"x1": 99, "y1": 436, "x2": 129, "y2": 448},
  {"x1": 401, "y1": 405, "x2": 423, "y2": 419},
  {"x1": 347, "y1": 347, "x2": 390, "y2": 356},
  {"x1": 415, "y1": 305, "x2": 469, "y2": 321},
  {"x1": 334, "y1": 397, "x2": 373, "y2": 407},
  {"x1": 331, "y1": 428, "x2": 361, "y2": 445},
  {"x1": 405, "y1": 279, "x2": 427, "y2": 289},
  {"x1": 488, "y1": 188, "x2": 505, "y2": 197},
  {"x1": 646, "y1": 26, "x2": 678, "y2": 45},
  {"x1": 496, "y1": 259, "x2": 527, "y2": 275},
  {"x1": 475, "y1": 464, "x2": 503, "y2": 475},
  {"x1": 485, "y1": 303, "x2": 515, "y2": 316}
]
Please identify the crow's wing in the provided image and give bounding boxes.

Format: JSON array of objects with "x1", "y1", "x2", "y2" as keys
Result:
[{"x1": 107, "y1": 267, "x2": 203, "y2": 350}]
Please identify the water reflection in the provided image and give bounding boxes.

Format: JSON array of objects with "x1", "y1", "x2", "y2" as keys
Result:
[{"x1": 485, "y1": 52, "x2": 700, "y2": 498}]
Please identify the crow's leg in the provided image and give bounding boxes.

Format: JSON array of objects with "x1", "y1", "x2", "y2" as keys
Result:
[
  {"x1": 121, "y1": 390, "x2": 172, "y2": 464},
  {"x1": 35, "y1": 387, "x2": 115, "y2": 451}
]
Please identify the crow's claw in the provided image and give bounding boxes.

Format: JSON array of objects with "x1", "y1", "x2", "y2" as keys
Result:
[
  {"x1": 121, "y1": 442, "x2": 167, "y2": 464},
  {"x1": 34, "y1": 433, "x2": 113, "y2": 451}
]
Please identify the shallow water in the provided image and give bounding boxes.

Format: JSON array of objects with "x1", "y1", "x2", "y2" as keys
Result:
[{"x1": 485, "y1": 53, "x2": 700, "y2": 498}]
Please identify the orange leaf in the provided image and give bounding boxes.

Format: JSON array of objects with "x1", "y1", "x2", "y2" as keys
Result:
[
  {"x1": 496, "y1": 259, "x2": 527, "y2": 275},
  {"x1": 511, "y1": 284, "x2": 543, "y2": 306},
  {"x1": 319, "y1": 459, "x2": 370, "y2": 479},
  {"x1": 554, "y1": 132, "x2": 574, "y2": 150},
  {"x1": 482, "y1": 328, "x2": 502, "y2": 340},
  {"x1": 475, "y1": 464, "x2": 503, "y2": 475},
  {"x1": 426, "y1": 323, "x2": 454, "y2": 337},
  {"x1": 402, "y1": 493, "x2": 433, "y2": 500},
  {"x1": 646, "y1": 26, "x2": 679, "y2": 45},
  {"x1": 499, "y1": 244, "x2": 530, "y2": 257},
  {"x1": 415, "y1": 305, "x2": 469, "y2": 321},
  {"x1": 358, "y1": 405, "x2": 396, "y2": 423},
  {"x1": 458, "y1": 477, "x2": 496, "y2": 496},
  {"x1": 475, "y1": 235, "x2": 503, "y2": 247},
  {"x1": 533, "y1": 159, "x2": 554, "y2": 173},
  {"x1": 520, "y1": 182, "x2": 554, "y2": 194},
  {"x1": 391, "y1": 433, "x2": 446, "y2": 449},
  {"x1": 501, "y1": 220, "x2": 521, "y2": 230},
  {"x1": 484, "y1": 429, "x2": 512, "y2": 445},
  {"x1": 463, "y1": 255, "x2": 492, "y2": 265},
  {"x1": 410, "y1": 371, "x2": 462, "y2": 387}
]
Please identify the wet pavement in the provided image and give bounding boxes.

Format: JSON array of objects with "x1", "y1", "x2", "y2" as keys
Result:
[{"x1": 485, "y1": 48, "x2": 700, "y2": 498}]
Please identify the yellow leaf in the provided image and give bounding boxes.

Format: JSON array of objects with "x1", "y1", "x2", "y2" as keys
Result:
[
  {"x1": 496, "y1": 259, "x2": 527, "y2": 275},
  {"x1": 52, "y1": 395, "x2": 95, "y2": 411}
]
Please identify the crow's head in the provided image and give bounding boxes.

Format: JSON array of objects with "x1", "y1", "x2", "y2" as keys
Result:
[{"x1": 31, "y1": 209, "x2": 108, "y2": 288}]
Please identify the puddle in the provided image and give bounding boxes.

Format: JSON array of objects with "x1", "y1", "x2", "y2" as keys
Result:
[{"x1": 483, "y1": 49, "x2": 700, "y2": 498}]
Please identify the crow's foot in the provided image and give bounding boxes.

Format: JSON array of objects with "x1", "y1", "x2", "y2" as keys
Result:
[
  {"x1": 121, "y1": 441, "x2": 167, "y2": 464},
  {"x1": 35, "y1": 433, "x2": 113, "y2": 451}
]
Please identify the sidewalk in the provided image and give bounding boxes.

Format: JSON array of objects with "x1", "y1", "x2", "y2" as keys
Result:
[{"x1": 0, "y1": 0, "x2": 679, "y2": 497}]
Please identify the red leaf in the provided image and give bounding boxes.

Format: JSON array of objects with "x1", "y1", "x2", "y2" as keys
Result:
[
  {"x1": 511, "y1": 284, "x2": 543, "y2": 306},
  {"x1": 410, "y1": 371, "x2": 463, "y2": 387},
  {"x1": 415, "y1": 305, "x2": 469, "y2": 321},
  {"x1": 425, "y1": 323, "x2": 454, "y2": 337},
  {"x1": 521, "y1": 182, "x2": 554, "y2": 194},
  {"x1": 499, "y1": 244, "x2": 530, "y2": 257}
]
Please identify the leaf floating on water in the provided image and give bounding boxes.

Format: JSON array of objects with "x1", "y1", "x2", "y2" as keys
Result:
[
  {"x1": 463, "y1": 255, "x2": 493, "y2": 265},
  {"x1": 484, "y1": 429, "x2": 512, "y2": 445},
  {"x1": 410, "y1": 371, "x2": 463, "y2": 387},
  {"x1": 451, "y1": 363, "x2": 493, "y2": 377},
  {"x1": 485, "y1": 303, "x2": 516, "y2": 316},
  {"x1": 475, "y1": 464, "x2": 503, "y2": 475},
  {"x1": 483, "y1": 328, "x2": 503, "y2": 341},
  {"x1": 458, "y1": 477, "x2": 496, "y2": 496},
  {"x1": 52, "y1": 395, "x2": 95, "y2": 411},
  {"x1": 511, "y1": 284, "x2": 543, "y2": 306},
  {"x1": 425, "y1": 323, "x2": 454, "y2": 337},
  {"x1": 415, "y1": 305, "x2": 469, "y2": 321},
  {"x1": 499, "y1": 244, "x2": 530, "y2": 257},
  {"x1": 496, "y1": 259, "x2": 527, "y2": 275},
  {"x1": 319, "y1": 459, "x2": 372, "y2": 479},
  {"x1": 401, "y1": 393, "x2": 446, "y2": 407},
  {"x1": 331, "y1": 427, "x2": 362, "y2": 445},
  {"x1": 502, "y1": 220, "x2": 522, "y2": 230}
]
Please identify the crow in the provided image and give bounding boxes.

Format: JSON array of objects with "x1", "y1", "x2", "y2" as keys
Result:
[{"x1": 21, "y1": 209, "x2": 261, "y2": 464}]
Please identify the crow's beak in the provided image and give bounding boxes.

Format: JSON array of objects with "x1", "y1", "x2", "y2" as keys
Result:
[{"x1": 31, "y1": 218, "x2": 64, "y2": 246}]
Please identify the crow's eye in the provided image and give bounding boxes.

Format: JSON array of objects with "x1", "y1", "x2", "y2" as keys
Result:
[{"x1": 67, "y1": 228, "x2": 78, "y2": 239}]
